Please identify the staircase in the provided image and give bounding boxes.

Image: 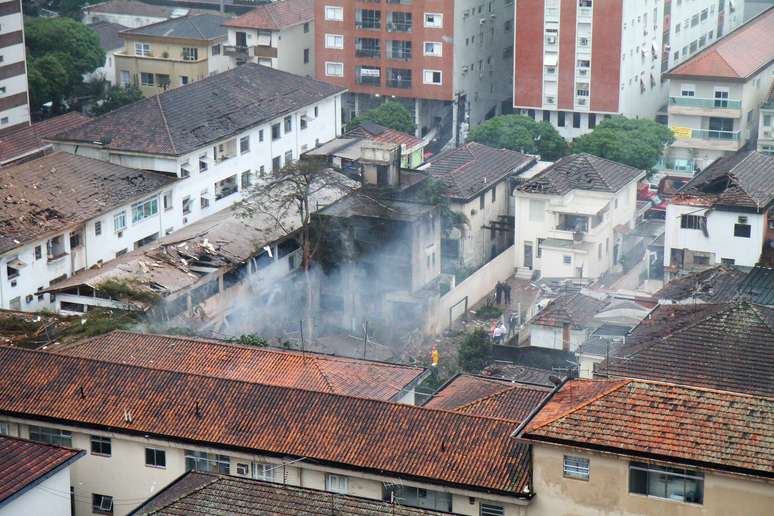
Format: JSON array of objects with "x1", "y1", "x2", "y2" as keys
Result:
[{"x1": 515, "y1": 267, "x2": 535, "y2": 280}]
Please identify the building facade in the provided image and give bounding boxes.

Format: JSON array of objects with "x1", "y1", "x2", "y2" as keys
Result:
[
  {"x1": 315, "y1": 0, "x2": 515, "y2": 143},
  {"x1": 756, "y1": 82, "x2": 774, "y2": 155},
  {"x1": 223, "y1": 0, "x2": 314, "y2": 76},
  {"x1": 513, "y1": 0, "x2": 746, "y2": 140},
  {"x1": 0, "y1": 0, "x2": 29, "y2": 133}
]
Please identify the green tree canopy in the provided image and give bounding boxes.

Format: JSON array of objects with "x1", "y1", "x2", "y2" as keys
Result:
[
  {"x1": 347, "y1": 101, "x2": 416, "y2": 134},
  {"x1": 571, "y1": 116, "x2": 675, "y2": 170},
  {"x1": 25, "y1": 17, "x2": 104, "y2": 110},
  {"x1": 92, "y1": 84, "x2": 143, "y2": 116},
  {"x1": 458, "y1": 328, "x2": 492, "y2": 373},
  {"x1": 466, "y1": 115, "x2": 569, "y2": 161}
]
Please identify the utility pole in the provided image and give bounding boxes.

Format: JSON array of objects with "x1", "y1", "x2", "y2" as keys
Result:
[{"x1": 362, "y1": 320, "x2": 368, "y2": 359}]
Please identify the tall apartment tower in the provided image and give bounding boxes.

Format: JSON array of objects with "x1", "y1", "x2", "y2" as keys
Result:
[
  {"x1": 513, "y1": 0, "x2": 745, "y2": 140},
  {"x1": 315, "y1": 0, "x2": 515, "y2": 146},
  {"x1": 0, "y1": 0, "x2": 29, "y2": 133}
]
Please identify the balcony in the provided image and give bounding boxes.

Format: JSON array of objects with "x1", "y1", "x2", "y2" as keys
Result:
[
  {"x1": 387, "y1": 22, "x2": 412, "y2": 33},
  {"x1": 356, "y1": 48, "x2": 381, "y2": 58},
  {"x1": 386, "y1": 78, "x2": 411, "y2": 89},
  {"x1": 224, "y1": 45, "x2": 278, "y2": 60},
  {"x1": 671, "y1": 126, "x2": 743, "y2": 152},
  {"x1": 668, "y1": 96, "x2": 742, "y2": 118}
]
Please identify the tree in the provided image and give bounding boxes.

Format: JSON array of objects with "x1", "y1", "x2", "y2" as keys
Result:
[
  {"x1": 234, "y1": 157, "x2": 357, "y2": 342},
  {"x1": 467, "y1": 115, "x2": 569, "y2": 161},
  {"x1": 572, "y1": 116, "x2": 675, "y2": 171},
  {"x1": 348, "y1": 101, "x2": 416, "y2": 134},
  {"x1": 24, "y1": 17, "x2": 104, "y2": 110},
  {"x1": 92, "y1": 84, "x2": 144, "y2": 116},
  {"x1": 458, "y1": 329, "x2": 492, "y2": 373}
]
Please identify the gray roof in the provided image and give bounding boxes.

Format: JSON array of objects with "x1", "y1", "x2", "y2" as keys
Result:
[
  {"x1": 518, "y1": 153, "x2": 644, "y2": 196},
  {"x1": 121, "y1": 14, "x2": 228, "y2": 41},
  {"x1": 85, "y1": 0, "x2": 174, "y2": 17},
  {"x1": 426, "y1": 142, "x2": 535, "y2": 201},
  {"x1": 676, "y1": 151, "x2": 774, "y2": 210},
  {"x1": 320, "y1": 194, "x2": 435, "y2": 222},
  {"x1": 90, "y1": 21, "x2": 128, "y2": 51},
  {"x1": 738, "y1": 266, "x2": 774, "y2": 305},
  {"x1": 50, "y1": 64, "x2": 345, "y2": 156},
  {"x1": 655, "y1": 265, "x2": 749, "y2": 303}
]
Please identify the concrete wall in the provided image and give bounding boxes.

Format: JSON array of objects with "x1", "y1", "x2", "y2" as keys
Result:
[
  {"x1": 435, "y1": 244, "x2": 515, "y2": 334},
  {"x1": 83, "y1": 12, "x2": 167, "y2": 29},
  {"x1": 0, "y1": 467, "x2": 72, "y2": 516},
  {"x1": 529, "y1": 443, "x2": 774, "y2": 516},
  {"x1": 529, "y1": 324, "x2": 587, "y2": 352},
  {"x1": 276, "y1": 23, "x2": 314, "y2": 77}
]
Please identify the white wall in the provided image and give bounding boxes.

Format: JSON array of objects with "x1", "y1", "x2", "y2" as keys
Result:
[
  {"x1": 449, "y1": 179, "x2": 510, "y2": 268},
  {"x1": 226, "y1": 23, "x2": 314, "y2": 76},
  {"x1": 530, "y1": 324, "x2": 587, "y2": 351},
  {"x1": 0, "y1": 467, "x2": 72, "y2": 516},
  {"x1": 83, "y1": 12, "x2": 166, "y2": 29}
]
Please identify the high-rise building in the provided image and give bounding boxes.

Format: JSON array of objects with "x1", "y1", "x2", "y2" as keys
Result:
[
  {"x1": 513, "y1": 0, "x2": 746, "y2": 140},
  {"x1": 315, "y1": 0, "x2": 515, "y2": 145},
  {"x1": 0, "y1": 0, "x2": 30, "y2": 133}
]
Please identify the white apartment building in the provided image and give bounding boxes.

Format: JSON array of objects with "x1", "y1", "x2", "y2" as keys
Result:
[
  {"x1": 514, "y1": 0, "x2": 746, "y2": 140},
  {"x1": 0, "y1": 0, "x2": 29, "y2": 133},
  {"x1": 664, "y1": 151, "x2": 774, "y2": 278},
  {"x1": 756, "y1": 82, "x2": 774, "y2": 154},
  {"x1": 223, "y1": 0, "x2": 314, "y2": 76},
  {"x1": 664, "y1": 7, "x2": 774, "y2": 170},
  {"x1": 514, "y1": 154, "x2": 645, "y2": 280}
]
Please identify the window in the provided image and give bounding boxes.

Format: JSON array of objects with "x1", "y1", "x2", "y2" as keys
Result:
[
  {"x1": 0, "y1": 422, "x2": 9, "y2": 435},
  {"x1": 156, "y1": 74, "x2": 170, "y2": 89},
  {"x1": 588, "y1": 113, "x2": 596, "y2": 129},
  {"x1": 271, "y1": 123, "x2": 281, "y2": 140},
  {"x1": 29, "y1": 426, "x2": 72, "y2": 447},
  {"x1": 424, "y1": 41, "x2": 442, "y2": 56},
  {"x1": 185, "y1": 450, "x2": 229, "y2": 474},
  {"x1": 90, "y1": 436, "x2": 111, "y2": 456},
  {"x1": 424, "y1": 13, "x2": 443, "y2": 28},
  {"x1": 114, "y1": 211, "x2": 127, "y2": 233},
  {"x1": 479, "y1": 193, "x2": 485, "y2": 210},
  {"x1": 480, "y1": 504, "x2": 505, "y2": 516},
  {"x1": 132, "y1": 198, "x2": 159, "y2": 224},
  {"x1": 325, "y1": 34, "x2": 344, "y2": 49},
  {"x1": 325, "y1": 474, "x2": 349, "y2": 494},
  {"x1": 258, "y1": 129, "x2": 264, "y2": 142},
  {"x1": 325, "y1": 6, "x2": 343, "y2": 21},
  {"x1": 563, "y1": 255, "x2": 572, "y2": 264},
  {"x1": 325, "y1": 61, "x2": 344, "y2": 77},
  {"x1": 134, "y1": 232, "x2": 159, "y2": 249},
  {"x1": 240, "y1": 135, "x2": 250, "y2": 154},
  {"x1": 120, "y1": 70, "x2": 130, "y2": 87},
  {"x1": 629, "y1": 462, "x2": 703, "y2": 504},
  {"x1": 34, "y1": 246, "x2": 42, "y2": 260},
  {"x1": 134, "y1": 42, "x2": 151, "y2": 56},
  {"x1": 284, "y1": 150, "x2": 293, "y2": 164},
  {"x1": 558, "y1": 111, "x2": 566, "y2": 127},
  {"x1": 253, "y1": 462, "x2": 274, "y2": 481},
  {"x1": 215, "y1": 175, "x2": 238, "y2": 200},
  {"x1": 200, "y1": 190, "x2": 210, "y2": 210},
  {"x1": 272, "y1": 156, "x2": 281, "y2": 172},
  {"x1": 423, "y1": 70, "x2": 442, "y2": 85},
  {"x1": 491, "y1": 187, "x2": 496, "y2": 203},
  {"x1": 383, "y1": 484, "x2": 452, "y2": 511},
  {"x1": 199, "y1": 153, "x2": 208, "y2": 173},
  {"x1": 163, "y1": 191, "x2": 172, "y2": 211},
  {"x1": 236, "y1": 463, "x2": 250, "y2": 476},
  {"x1": 734, "y1": 223, "x2": 751, "y2": 238},
  {"x1": 93, "y1": 494, "x2": 113, "y2": 515},
  {"x1": 241, "y1": 170, "x2": 252, "y2": 189},
  {"x1": 304, "y1": 22, "x2": 310, "y2": 33},
  {"x1": 572, "y1": 112, "x2": 581, "y2": 128},
  {"x1": 180, "y1": 75, "x2": 189, "y2": 86},
  {"x1": 145, "y1": 448, "x2": 166, "y2": 468},
  {"x1": 94, "y1": 221, "x2": 102, "y2": 236},
  {"x1": 721, "y1": 258, "x2": 736, "y2": 265},
  {"x1": 563, "y1": 456, "x2": 589, "y2": 480},
  {"x1": 284, "y1": 115, "x2": 292, "y2": 132},
  {"x1": 680, "y1": 214, "x2": 706, "y2": 231},
  {"x1": 182, "y1": 196, "x2": 192, "y2": 215},
  {"x1": 182, "y1": 47, "x2": 198, "y2": 61},
  {"x1": 212, "y1": 44, "x2": 220, "y2": 55},
  {"x1": 140, "y1": 72, "x2": 154, "y2": 86},
  {"x1": 693, "y1": 255, "x2": 710, "y2": 265}
]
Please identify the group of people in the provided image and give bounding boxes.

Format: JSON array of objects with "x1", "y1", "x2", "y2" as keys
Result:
[
  {"x1": 495, "y1": 281, "x2": 512, "y2": 305},
  {"x1": 490, "y1": 312, "x2": 519, "y2": 345}
]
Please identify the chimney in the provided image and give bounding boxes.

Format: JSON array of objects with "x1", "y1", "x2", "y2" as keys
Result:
[{"x1": 562, "y1": 323, "x2": 571, "y2": 352}]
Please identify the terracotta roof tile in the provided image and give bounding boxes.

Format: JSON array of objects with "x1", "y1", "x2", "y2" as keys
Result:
[
  {"x1": 521, "y1": 379, "x2": 774, "y2": 478},
  {"x1": 131, "y1": 471, "x2": 454, "y2": 515},
  {"x1": 0, "y1": 435, "x2": 83, "y2": 505},
  {"x1": 0, "y1": 347, "x2": 530, "y2": 496},
  {"x1": 529, "y1": 293, "x2": 608, "y2": 329},
  {"x1": 518, "y1": 153, "x2": 643, "y2": 195},
  {"x1": 53, "y1": 330, "x2": 426, "y2": 401},
  {"x1": 425, "y1": 374, "x2": 515, "y2": 410},
  {"x1": 345, "y1": 122, "x2": 424, "y2": 149},
  {"x1": 667, "y1": 7, "x2": 774, "y2": 80},
  {"x1": 654, "y1": 265, "x2": 748, "y2": 303},
  {"x1": 223, "y1": 0, "x2": 313, "y2": 30},
  {"x1": 0, "y1": 112, "x2": 89, "y2": 165}
]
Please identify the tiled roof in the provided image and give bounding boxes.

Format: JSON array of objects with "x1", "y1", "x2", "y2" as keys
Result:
[
  {"x1": 0, "y1": 436, "x2": 83, "y2": 506},
  {"x1": 674, "y1": 151, "x2": 774, "y2": 210},
  {"x1": 599, "y1": 302, "x2": 774, "y2": 397},
  {"x1": 122, "y1": 14, "x2": 228, "y2": 40},
  {"x1": 0, "y1": 112, "x2": 89, "y2": 165},
  {"x1": 50, "y1": 64, "x2": 344, "y2": 156},
  {"x1": 90, "y1": 21, "x2": 128, "y2": 51},
  {"x1": 738, "y1": 266, "x2": 774, "y2": 305},
  {"x1": 223, "y1": 0, "x2": 313, "y2": 30},
  {"x1": 0, "y1": 152, "x2": 176, "y2": 255},
  {"x1": 426, "y1": 142, "x2": 534, "y2": 201},
  {"x1": 654, "y1": 265, "x2": 748, "y2": 303},
  {"x1": 346, "y1": 122, "x2": 424, "y2": 150},
  {"x1": 131, "y1": 471, "x2": 453, "y2": 515},
  {"x1": 52, "y1": 330, "x2": 426, "y2": 401},
  {"x1": 518, "y1": 153, "x2": 644, "y2": 196},
  {"x1": 667, "y1": 7, "x2": 774, "y2": 80},
  {"x1": 529, "y1": 293, "x2": 608, "y2": 329},
  {"x1": 0, "y1": 347, "x2": 531, "y2": 496},
  {"x1": 425, "y1": 374, "x2": 514, "y2": 410},
  {"x1": 520, "y1": 379, "x2": 774, "y2": 479},
  {"x1": 85, "y1": 0, "x2": 173, "y2": 17}
]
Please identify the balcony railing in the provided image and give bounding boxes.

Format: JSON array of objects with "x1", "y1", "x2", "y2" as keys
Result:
[
  {"x1": 387, "y1": 78, "x2": 411, "y2": 89},
  {"x1": 356, "y1": 75, "x2": 381, "y2": 86},
  {"x1": 669, "y1": 96, "x2": 742, "y2": 109},
  {"x1": 387, "y1": 22, "x2": 412, "y2": 32},
  {"x1": 356, "y1": 48, "x2": 380, "y2": 58},
  {"x1": 691, "y1": 129, "x2": 741, "y2": 141},
  {"x1": 387, "y1": 50, "x2": 412, "y2": 61},
  {"x1": 355, "y1": 21, "x2": 381, "y2": 30}
]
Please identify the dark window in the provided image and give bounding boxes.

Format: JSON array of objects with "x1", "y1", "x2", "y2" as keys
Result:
[
  {"x1": 680, "y1": 214, "x2": 706, "y2": 231},
  {"x1": 491, "y1": 187, "x2": 496, "y2": 203},
  {"x1": 693, "y1": 255, "x2": 709, "y2": 265},
  {"x1": 733, "y1": 223, "x2": 751, "y2": 238},
  {"x1": 572, "y1": 112, "x2": 581, "y2": 128},
  {"x1": 543, "y1": 110, "x2": 551, "y2": 123},
  {"x1": 34, "y1": 245, "x2": 42, "y2": 260},
  {"x1": 588, "y1": 113, "x2": 596, "y2": 129},
  {"x1": 272, "y1": 123, "x2": 281, "y2": 140},
  {"x1": 272, "y1": 156, "x2": 281, "y2": 172},
  {"x1": 558, "y1": 111, "x2": 566, "y2": 127},
  {"x1": 284, "y1": 116, "x2": 292, "y2": 132},
  {"x1": 69, "y1": 233, "x2": 81, "y2": 248},
  {"x1": 94, "y1": 221, "x2": 102, "y2": 236},
  {"x1": 185, "y1": 450, "x2": 229, "y2": 474},
  {"x1": 304, "y1": 22, "x2": 310, "y2": 33},
  {"x1": 145, "y1": 448, "x2": 166, "y2": 468},
  {"x1": 29, "y1": 425, "x2": 71, "y2": 447},
  {"x1": 629, "y1": 462, "x2": 703, "y2": 504},
  {"x1": 90, "y1": 436, "x2": 111, "y2": 456},
  {"x1": 721, "y1": 258, "x2": 735, "y2": 265},
  {"x1": 527, "y1": 109, "x2": 535, "y2": 119},
  {"x1": 92, "y1": 494, "x2": 114, "y2": 515},
  {"x1": 258, "y1": 129, "x2": 264, "y2": 142},
  {"x1": 479, "y1": 193, "x2": 485, "y2": 210},
  {"x1": 239, "y1": 136, "x2": 249, "y2": 154},
  {"x1": 304, "y1": 48, "x2": 310, "y2": 63}
]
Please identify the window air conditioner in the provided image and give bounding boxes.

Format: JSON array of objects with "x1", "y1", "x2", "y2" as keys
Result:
[{"x1": 738, "y1": 216, "x2": 748, "y2": 224}]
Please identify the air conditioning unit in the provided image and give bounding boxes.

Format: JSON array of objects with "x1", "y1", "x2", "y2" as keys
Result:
[
  {"x1": 738, "y1": 216, "x2": 748, "y2": 224},
  {"x1": 480, "y1": 18, "x2": 486, "y2": 25},
  {"x1": 462, "y1": 65, "x2": 469, "y2": 73},
  {"x1": 577, "y1": 98, "x2": 587, "y2": 105},
  {"x1": 546, "y1": 36, "x2": 557, "y2": 44}
]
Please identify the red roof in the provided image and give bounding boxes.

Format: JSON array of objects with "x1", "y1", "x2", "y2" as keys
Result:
[
  {"x1": 223, "y1": 0, "x2": 313, "y2": 30},
  {"x1": 667, "y1": 7, "x2": 774, "y2": 80},
  {"x1": 0, "y1": 112, "x2": 89, "y2": 165},
  {"x1": 0, "y1": 347, "x2": 531, "y2": 496},
  {"x1": 52, "y1": 331, "x2": 426, "y2": 401},
  {"x1": 520, "y1": 379, "x2": 774, "y2": 478},
  {"x1": 345, "y1": 122, "x2": 424, "y2": 150},
  {"x1": 0, "y1": 435, "x2": 83, "y2": 505}
]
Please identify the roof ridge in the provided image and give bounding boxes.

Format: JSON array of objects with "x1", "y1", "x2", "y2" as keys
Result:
[
  {"x1": 628, "y1": 377, "x2": 774, "y2": 401},
  {"x1": 154, "y1": 94, "x2": 177, "y2": 155},
  {"x1": 525, "y1": 379, "x2": 631, "y2": 433},
  {"x1": 148, "y1": 474, "x2": 221, "y2": 515},
  {"x1": 307, "y1": 356, "x2": 335, "y2": 394},
  {"x1": 453, "y1": 382, "x2": 550, "y2": 415},
  {"x1": 188, "y1": 15, "x2": 207, "y2": 40}
]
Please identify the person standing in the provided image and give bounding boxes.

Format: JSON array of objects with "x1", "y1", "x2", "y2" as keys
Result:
[
  {"x1": 495, "y1": 281, "x2": 503, "y2": 304},
  {"x1": 504, "y1": 283, "x2": 512, "y2": 305}
]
